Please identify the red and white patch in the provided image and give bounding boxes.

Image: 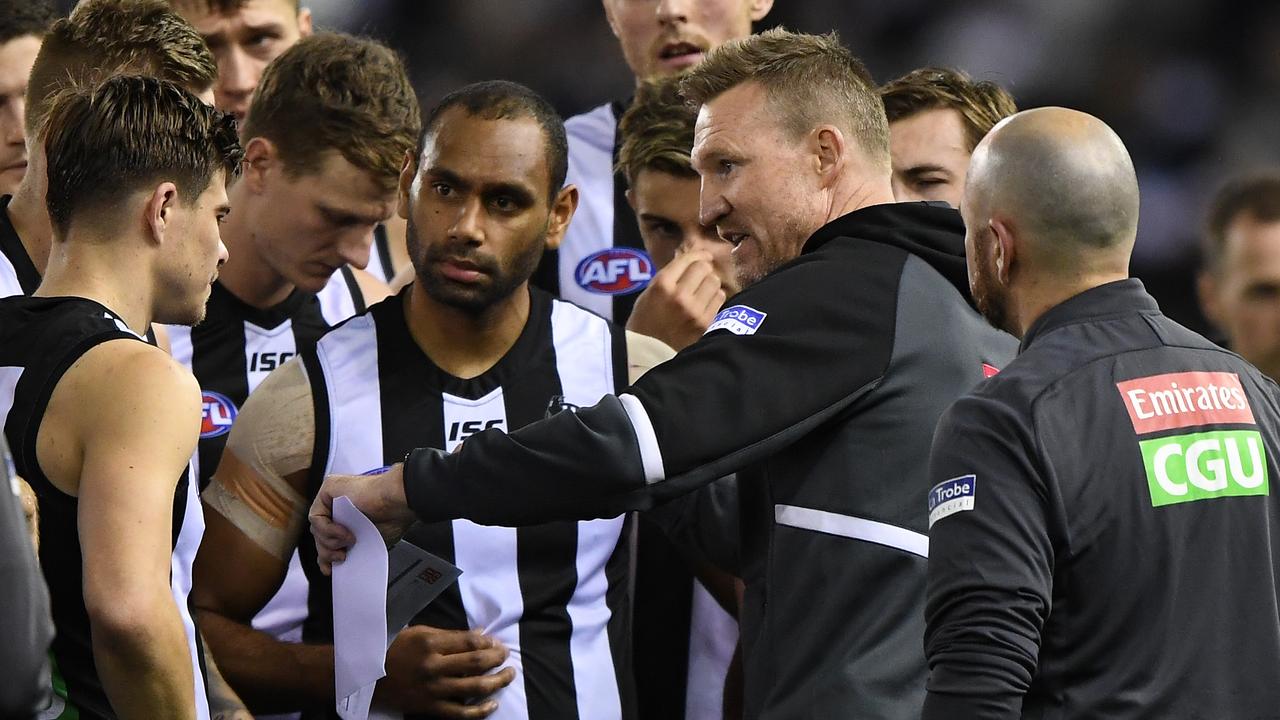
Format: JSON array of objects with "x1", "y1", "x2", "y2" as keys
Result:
[
  {"x1": 981, "y1": 362, "x2": 1000, "y2": 378},
  {"x1": 1116, "y1": 371, "x2": 1254, "y2": 434}
]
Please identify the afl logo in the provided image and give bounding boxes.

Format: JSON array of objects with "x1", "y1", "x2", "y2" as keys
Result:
[
  {"x1": 575, "y1": 248, "x2": 653, "y2": 295},
  {"x1": 200, "y1": 391, "x2": 238, "y2": 439}
]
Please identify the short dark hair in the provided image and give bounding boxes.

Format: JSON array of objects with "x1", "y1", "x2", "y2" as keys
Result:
[
  {"x1": 420, "y1": 80, "x2": 568, "y2": 201},
  {"x1": 42, "y1": 75, "x2": 241, "y2": 236},
  {"x1": 617, "y1": 74, "x2": 698, "y2": 185},
  {"x1": 240, "y1": 32, "x2": 420, "y2": 193},
  {"x1": 680, "y1": 28, "x2": 890, "y2": 171},
  {"x1": 0, "y1": 0, "x2": 56, "y2": 45},
  {"x1": 880, "y1": 67, "x2": 1017, "y2": 152},
  {"x1": 1203, "y1": 174, "x2": 1280, "y2": 271},
  {"x1": 26, "y1": 0, "x2": 216, "y2": 137}
]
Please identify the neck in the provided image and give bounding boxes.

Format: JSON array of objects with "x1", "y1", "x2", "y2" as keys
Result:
[
  {"x1": 825, "y1": 173, "x2": 896, "y2": 225},
  {"x1": 404, "y1": 281, "x2": 531, "y2": 380},
  {"x1": 9, "y1": 176, "x2": 53, "y2": 274},
  {"x1": 216, "y1": 184, "x2": 293, "y2": 309},
  {"x1": 36, "y1": 234, "x2": 153, "y2": 335},
  {"x1": 1012, "y1": 270, "x2": 1129, "y2": 338}
]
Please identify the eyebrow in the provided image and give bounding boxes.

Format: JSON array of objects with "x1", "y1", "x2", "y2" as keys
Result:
[
  {"x1": 317, "y1": 202, "x2": 387, "y2": 226},
  {"x1": 901, "y1": 164, "x2": 953, "y2": 178},
  {"x1": 427, "y1": 166, "x2": 539, "y2": 207},
  {"x1": 638, "y1": 211, "x2": 679, "y2": 225},
  {"x1": 201, "y1": 18, "x2": 286, "y2": 44}
]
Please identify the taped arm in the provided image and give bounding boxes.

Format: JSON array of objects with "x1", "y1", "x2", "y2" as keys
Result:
[
  {"x1": 921, "y1": 396, "x2": 1052, "y2": 720},
  {"x1": 193, "y1": 359, "x2": 335, "y2": 711},
  {"x1": 403, "y1": 255, "x2": 898, "y2": 526}
]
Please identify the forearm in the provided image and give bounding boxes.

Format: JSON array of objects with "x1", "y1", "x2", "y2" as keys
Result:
[
  {"x1": 91, "y1": 601, "x2": 195, "y2": 720},
  {"x1": 403, "y1": 394, "x2": 659, "y2": 525},
  {"x1": 197, "y1": 609, "x2": 334, "y2": 712},
  {"x1": 201, "y1": 629, "x2": 248, "y2": 718}
]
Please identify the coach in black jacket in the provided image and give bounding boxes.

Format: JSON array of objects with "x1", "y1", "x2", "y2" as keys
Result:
[
  {"x1": 923, "y1": 107, "x2": 1280, "y2": 718},
  {"x1": 311, "y1": 30, "x2": 1015, "y2": 719}
]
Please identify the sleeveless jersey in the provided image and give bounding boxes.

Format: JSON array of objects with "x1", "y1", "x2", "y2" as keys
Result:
[
  {"x1": 534, "y1": 101, "x2": 734, "y2": 720},
  {"x1": 0, "y1": 296, "x2": 210, "y2": 720},
  {"x1": 532, "y1": 101, "x2": 651, "y2": 325},
  {"x1": 167, "y1": 270, "x2": 364, "y2": 645},
  {"x1": 298, "y1": 288, "x2": 636, "y2": 720}
]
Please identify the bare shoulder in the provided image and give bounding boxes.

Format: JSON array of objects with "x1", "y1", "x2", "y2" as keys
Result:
[
  {"x1": 625, "y1": 329, "x2": 677, "y2": 383},
  {"x1": 40, "y1": 339, "x2": 200, "y2": 495}
]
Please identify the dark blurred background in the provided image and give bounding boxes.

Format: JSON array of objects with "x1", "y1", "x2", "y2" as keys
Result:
[{"x1": 58, "y1": 0, "x2": 1280, "y2": 334}]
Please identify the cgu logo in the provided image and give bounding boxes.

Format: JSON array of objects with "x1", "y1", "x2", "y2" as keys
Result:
[
  {"x1": 1139, "y1": 429, "x2": 1269, "y2": 507},
  {"x1": 575, "y1": 248, "x2": 653, "y2": 296},
  {"x1": 200, "y1": 391, "x2": 238, "y2": 439},
  {"x1": 249, "y1": 351, "x2": 294, "y2": 372},
  {"x1": 447, "y1": 419, "x2": 504, "y2": 443}
]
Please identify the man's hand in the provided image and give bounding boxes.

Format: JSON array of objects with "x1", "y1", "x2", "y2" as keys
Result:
[
  {"x1": 309, "y1": 464, "x2": 416, "y2": 574},
  {"x1": 627, "y1": 250, "x2": 726, "y2": 351},
  {"x1": 374, "y1": 626, "x2": 515, "y2": 717},
  {"x1": 16, "y1": 477, "x2": 37, "y2": 554}
]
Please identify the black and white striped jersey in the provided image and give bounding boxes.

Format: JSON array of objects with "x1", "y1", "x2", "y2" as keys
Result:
[
  {"x1": 297, "y1": 288, "x2": 635, "y2": 720},
  {"x1": 167, "y1": 271, "x2": 365, "y2": 491},
  {"x1": 536, "y1": 102, "x2": 731, "y2": 720},
  {"x1": 531, "y1": 102, "x2": 652, "y2": 326},
  {"x1": 168, "y1": 270, "x2": 363, "y2": 646},
  {"x1": 363, "y1": 223, "x2": 397, "y2": 284},
  {"x1": 0, "y1": 296, "x2": 210, "y2": 720},
  {"x1": 0, "y1": 195, "x2": 39, "y2": 299}
]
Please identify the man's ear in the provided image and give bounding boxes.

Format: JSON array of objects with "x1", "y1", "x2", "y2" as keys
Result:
[
  {"x1": 811, "y1": 125, "x2": 845, "y2": 188},
  {"x1": 749, "y1": 0, "x2": 775, "y2": 21},
  {"x1": 990, "y1": 216, "x2": 1016, "y2": 286},
  {"x1": 146, "y1": 182, "x2": 179, "y2": 247},
  {"x1": 545, "y1": 184, "x2": 580, "y2": 252},
  {"x1": 397, "y1": 150, "x2": 417, "y2": 220},
  {"x1": 297, "y1": 7, "x2": 314, "y2": 36},
  {"x1": 625, "y1": 186, "x2": 638, "y2": 212},
  {"x1": 1197, "y1": 271, "x2": 1224, "y2": 329},
  {"x1": 240, "y1": 137, "x2": 277, "y2": 194}
]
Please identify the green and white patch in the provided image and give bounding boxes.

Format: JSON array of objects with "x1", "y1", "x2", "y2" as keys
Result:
[{"x1": 1139, "y1": 429, "x2": 1269, "y2": 507}]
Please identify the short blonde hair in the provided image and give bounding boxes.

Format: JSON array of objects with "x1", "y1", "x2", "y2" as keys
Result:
[
  {"x1": 680, "y1": 28, "x2": 890, "y2": 170},
  {"x1": 26, "y1": 0, "x2": 217, "y2": 136},
  {"x1": 240, "y1": 33, "x2": 420, "y2": 192}
]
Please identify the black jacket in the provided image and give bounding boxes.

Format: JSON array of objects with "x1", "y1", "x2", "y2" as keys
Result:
[
  {"x1": 405, "y1": 202, "x2": 1017, "y2": 719},
  {"x1": 924, "y1": 279, "x2": 1280, "y2": 719}
]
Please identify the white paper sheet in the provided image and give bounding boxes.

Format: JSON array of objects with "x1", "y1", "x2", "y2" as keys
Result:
[
  {"x1": 332, "y1": 497, "x2": 390, "y2": 720},
  {"x1": 332, "y1": 500, "x2": 464, "y2": 720}
]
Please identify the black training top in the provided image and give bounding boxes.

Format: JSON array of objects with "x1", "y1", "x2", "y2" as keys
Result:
[
  {"x1": 923, "y1": 279, "x2": 1280, "y2": 718},
  {"x1": 403, "y1": 201, "x2": 1018, "y2": 719}
]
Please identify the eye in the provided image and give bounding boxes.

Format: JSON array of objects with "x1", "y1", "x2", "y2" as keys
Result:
[
  {"x1": 432, "y1": 182, "x2": 454, "y2": 197},
  {"x1": 491, "y1": 195, "x2": 514, "y2": 211},
  {"x1": 718, "y1": 159, "x2": 736, "y2": 175}
]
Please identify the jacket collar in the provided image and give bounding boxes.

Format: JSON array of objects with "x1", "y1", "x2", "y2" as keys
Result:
[{"x1": 1019, "y1": 278, "x2": 1160, "y2": 352}]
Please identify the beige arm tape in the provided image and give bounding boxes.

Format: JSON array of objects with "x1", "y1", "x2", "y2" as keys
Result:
[
  {"x1": 201, "y1": 358, "x2": 314, "y2": 561},
  {"x1": 625, "y1": 330, "x2": 677, "y2": 384}
]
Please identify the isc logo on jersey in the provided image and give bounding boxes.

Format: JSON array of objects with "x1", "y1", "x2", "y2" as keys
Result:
[
  {"x1": 1117, "y1": 371, "x2": 1269, "y2": 506},
  {"x1": 200, "y1": 391, "x2": 238, "y2": 439},
  {"x1": 575, "y1": 248, "x2": 653, "y2": 295}
]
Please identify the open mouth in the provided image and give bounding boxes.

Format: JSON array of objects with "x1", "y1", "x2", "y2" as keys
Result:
[
  {"x1": 721, "y1": 231, "x2": 750, "y2": 247},
  {"x1": 658, "y1": 41, "x2": 705, "y2": 64}
]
